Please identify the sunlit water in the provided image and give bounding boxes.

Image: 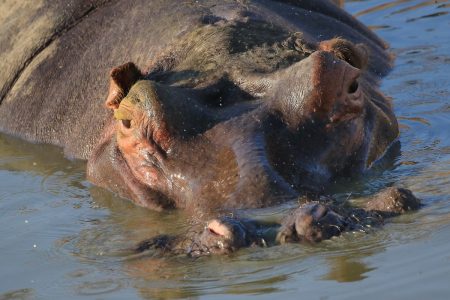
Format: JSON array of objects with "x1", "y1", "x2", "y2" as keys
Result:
[{"x1": 1, "y1": 1, "x2": 449, "y2": 299}]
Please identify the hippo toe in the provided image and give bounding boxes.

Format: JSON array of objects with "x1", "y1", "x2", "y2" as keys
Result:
[{"x1": 277, "y1": 203, "x2": 347, "y2": 243}]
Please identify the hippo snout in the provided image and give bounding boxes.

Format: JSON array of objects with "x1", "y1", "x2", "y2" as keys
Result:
[{"x1": 269, "y1": 50, "x2": 365, "y2": 130}]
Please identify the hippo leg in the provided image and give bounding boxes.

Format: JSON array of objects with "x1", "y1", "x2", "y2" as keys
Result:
[
  {"x1": 135, "y1": 188, "x2": 421, "y2": 256},
  {"x1": 275, "y1": 187, "x2": 421, "y2": 244}
]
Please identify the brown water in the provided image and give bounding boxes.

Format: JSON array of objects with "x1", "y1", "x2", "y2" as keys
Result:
[{"x1": 1, "y1": 1, "x2": 450, "y2": 299}]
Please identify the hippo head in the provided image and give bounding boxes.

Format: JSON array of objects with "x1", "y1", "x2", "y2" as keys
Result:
[{"x1": 87, "y1": 29, "x2": 397, "y2": 212}]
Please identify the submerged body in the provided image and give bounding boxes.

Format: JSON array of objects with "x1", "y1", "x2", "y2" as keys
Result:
[{"x1": 0, "y1": 0, "x2": 416, "y2": 254}]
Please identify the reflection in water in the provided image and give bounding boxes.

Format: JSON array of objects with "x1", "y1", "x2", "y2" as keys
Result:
[
  {"x1": 0, "y1": 288, "x2": 35, "y2": 300},
  {"x1": 1, "y1": 1, "x2": 450, "y2": 299},
  {"x1": 323, "y1": 255, "x2": 375, "y2": 283},
  {"x1": 391, "y1": 0, "x2": 450, "y2": 15},
  {"x1": 406, "y1": 11, "x2": 448, "y2": 22},
  {"x1": 125, "y1": 257, "x2": 201, "y2": 299},
  {"x1": 398, "y1": 116, "x2": 431, "y2": 126},
  {"x1": 354, "y1": 0, "x2": 449, "y2": 18},
  {"x1": 75, "y1": 280, "x2": 123, "y2": 296}
]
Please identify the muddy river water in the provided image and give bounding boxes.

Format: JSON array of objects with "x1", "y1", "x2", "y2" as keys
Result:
[{"x1": 1, "y1": 1, "x2": 449, "y2": 299}]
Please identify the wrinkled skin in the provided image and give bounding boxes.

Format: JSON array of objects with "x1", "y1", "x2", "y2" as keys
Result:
[{"x1": 0, "y1": 0, "x2": 418, "y2": 255}]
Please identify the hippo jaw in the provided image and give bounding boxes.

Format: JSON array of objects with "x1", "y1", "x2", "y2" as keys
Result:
[{"x1": 86, "y1": 133, "x2": 175, "y2": 211}]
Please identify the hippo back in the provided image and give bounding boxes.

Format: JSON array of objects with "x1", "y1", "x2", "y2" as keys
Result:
[{"x1": 0, "y1": 0, "x2": 391, "y2": 159}]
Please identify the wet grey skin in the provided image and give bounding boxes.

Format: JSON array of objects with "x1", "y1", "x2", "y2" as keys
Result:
[{"x1": 0, "y1": 0, "x2": 419, "y2": 255}]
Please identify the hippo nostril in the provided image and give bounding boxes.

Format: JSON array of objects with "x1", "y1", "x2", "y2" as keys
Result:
[
  {"x1": 208, "y1": 228, "x2": 222, "y2": 236},
  {"x1": 348, "y1": 80, "x2": 359, "y2": 94},
  {"x1": 122, "y1": 119, "x2": 131, "y2": 129},
  {"x1": 207, "y1": 220, "x2": 230, "y2": 238}
]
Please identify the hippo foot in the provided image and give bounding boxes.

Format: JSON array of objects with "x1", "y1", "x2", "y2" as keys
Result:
[
  {"x1": 276, "y1": 203, "x2": 348, "y2": 243},
  {"x1": 187, "y1": 217, "x2": 263, "y2": 256},
  {"x1": 135, "y1": 217, "x2": 263, "y2": 257},
  {"x1": 365, "y1": 187, "x2": 421, "y2": 216}
]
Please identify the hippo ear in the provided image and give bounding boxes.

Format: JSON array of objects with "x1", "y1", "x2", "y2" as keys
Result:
[
  {"x1": 319, "y1": 38, "x2": 369, "y2": 69},
  {"x1": 105, "y1": 62, "x2": 143, "y2": 110}
]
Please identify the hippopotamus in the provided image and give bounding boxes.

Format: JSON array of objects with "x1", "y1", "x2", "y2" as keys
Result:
[{"x1": 0, "y1": 0, "x2": 419, "y2": 255}]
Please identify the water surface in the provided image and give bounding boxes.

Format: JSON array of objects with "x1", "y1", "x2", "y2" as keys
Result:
[{"x1": 1, "y1": 1, "x2": 449, "y2": 299}]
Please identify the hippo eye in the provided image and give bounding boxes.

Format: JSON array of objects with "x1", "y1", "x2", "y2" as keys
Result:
[
  {"x1": 122, "y1": 119, "x2": 131, "y2": 129},
  {"x1": 348, "y1": 80, "x2": 359, "y2": 94}
]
